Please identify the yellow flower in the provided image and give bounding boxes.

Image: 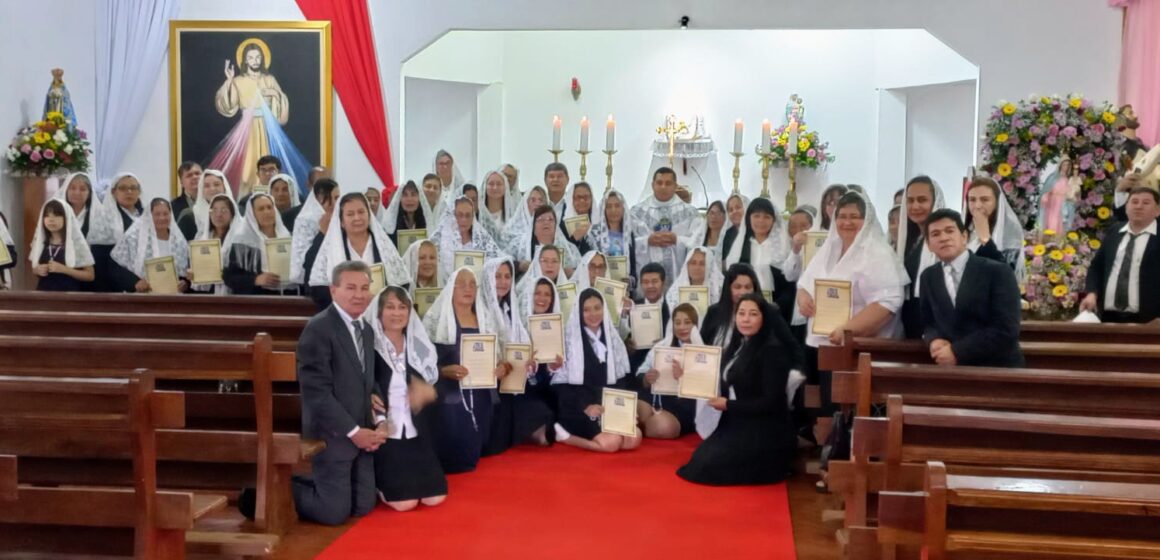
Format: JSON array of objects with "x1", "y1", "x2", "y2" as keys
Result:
[
  {"x1": 1049, "y1": 250, "x2": 1064, "y2": 261},
  {"x1": 778, "y1": 136, "x2": 788, "y2": 146},
  {"x1": 1068, "y1": 97, "x2": 1083, "y2": 109},
  {"x1": 1104, "y1": 161, "x2": 1116, "y2": 173},
  {"x1": 1047, "y1": 272, "x2": 1060, "y2": 283},
  {"x1": 1040, "y1": 96, "x2": 1051, "y2": 104},
  {"x1": 995, "y1": 132, "x2": 1009, "y2": 143},
  {"x1": 1089, "y1": 239, "x2": 1101, "y2": 250},
  {"x1": 32, "y1": 131, "x2": 49, "y2": 144},
  {"x1": 1067, "y1": 231, "x2": 1079, "y2": 241},
  {"x1": 45, "y1": 111, "x2": 64, "y2": 121},
  {"x1": 1102, "y1": 111, "x2": 1117, "y2": 124},
  {"x1": 1063, "y1": 246, "x2": 1076, "y2": 256},
  {"x1": 1002, "y1": 103, "x2": 1016, "y2": 115},
  {"x1": 1053, "y1": 284, "x2": 1069, "y2": 298},
  {"x1": 1043, "y1": 229, "x2": 1056, "y2": 237},
  {"x1": 798, "y1": 139, "x2": 810, "y2": 151},
  {"x1": 997, "y1": 163, "x2": 1013, "y2": 177},
  {"x1": 1097, "y1": 206, "x2": 1112, "y2": 219},
  {"x1": 1032, "y1": 244, "x2": 1046, "y2": 256}
]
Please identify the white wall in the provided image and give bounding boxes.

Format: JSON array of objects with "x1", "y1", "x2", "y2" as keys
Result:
[
  {"x1": 402, "y1": 78, "x2": 482, "y2": 184},
  {"x1": 904, "y1": 81, "x2": 978, "y2": 213}
]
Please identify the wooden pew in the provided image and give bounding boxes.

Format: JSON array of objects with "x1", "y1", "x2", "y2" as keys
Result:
[
  {"x1": 0, "y1": 374, "x2": 226, "y2": 559},
  {"x1": 1020, "y1": 319, "x2": 1160, "y2": 344},
  {"x1": 834, "y1": 395, "x2": 1160, "y2": 560},
  {"x1": 0, "y1": 309, "x2": 307, "y2": 351},
  {"x1": 0, "y1": 291, "x2": 316, "y2": 317},
  {"x1": 878, "y1": 461, "x2": 1160, "y2": 560},
  {"x1": 0, "y1": 334, "x2": 311, "y2": 537},
  {"x1": 0, "y1": 455, "x2": 14, "y2": 501},
  {"x1": 833, "y1": 352, "x2": 1160, "y2": 419}
]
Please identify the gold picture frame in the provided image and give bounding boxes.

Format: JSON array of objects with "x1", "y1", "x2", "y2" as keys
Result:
[{"x1": 168, "y1": 20, "x2": 332, "y2": 198}]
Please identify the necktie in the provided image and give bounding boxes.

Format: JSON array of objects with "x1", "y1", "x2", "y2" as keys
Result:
[
  {"x1": 944, "y1": 262, "x2": 960, "y2": 306},
  {"x1": 352, "y1": 320, "x2": 368, "y2": 373},
  {"x1": 1114, "y1": 233, "x2": 1141, "y2": 311}
]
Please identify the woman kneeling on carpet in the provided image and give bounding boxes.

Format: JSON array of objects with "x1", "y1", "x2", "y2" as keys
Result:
[
  {"x1": 550, "y1": 288, "x2": 642, "y2": 452},
  {"x1": 677, "y1": 293, "x2": 796, "y2": 485},
  {"x1": 367, "y1": 286, "x2": 447, "y2": 511}
]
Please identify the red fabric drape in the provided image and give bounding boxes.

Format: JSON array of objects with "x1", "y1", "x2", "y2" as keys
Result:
[{"x1": 297, "y1": 0, "x2": 397, "y2": 193}]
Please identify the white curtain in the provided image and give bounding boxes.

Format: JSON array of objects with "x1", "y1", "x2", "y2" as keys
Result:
[{"x1": 94, "y1": 0, "x2": 180, "y2": 194}]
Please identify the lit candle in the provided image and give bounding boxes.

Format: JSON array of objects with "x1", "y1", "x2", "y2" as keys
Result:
[
  {"x1": 579, "y1": 116, "x2": 590, "y2": 152},
  {"x1": 606, "y1": 115, "x2": 616, "y2": 152},
  {"x1": 787, "y1": 122, "x2": 799, "y2": 156},
  {"x1": 761, "y1": 119, "x2": 771, "y2": 152},
  {"x1": 733, "y1": 119, "x2": 743, "y2": 154},
  {"x1": 552, "y1": 115, "x2": 562, "y2": 151}
]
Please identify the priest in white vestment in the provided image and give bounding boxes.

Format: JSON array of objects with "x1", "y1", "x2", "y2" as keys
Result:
[{"x1": 629, "y1": 167, "x2": 704, "y2": 290}]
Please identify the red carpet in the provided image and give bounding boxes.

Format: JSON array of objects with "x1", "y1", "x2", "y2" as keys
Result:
[{"x1": 316, "y1": 436, "x2": 797, "y2": 559}]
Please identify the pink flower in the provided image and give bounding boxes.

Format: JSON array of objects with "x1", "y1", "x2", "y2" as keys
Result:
[
  {"x1": 20, "y1": 143, "x2": 31, "y2": 154},
  {"x1": 1002, "y1": 182, "x2": 1014, "y2": 194},
  {"x1": 1032, "y1": 256, "x2": 1043, "y2": 267},
  {"x1": 1048, "y1": 124, "x2": 1060, "y2": 135},
  {"x1": 807, "y1": 148, "x2": 817, "y2": 158},
  {"x1": 78, "y1": 130, "x2": 87, "y2": 140},
  {"x1": 29, "y1": 151, "x2": 42, "y2": 162},
  {"x1": 1062, "y1": 126, "x2": 1078, "y2": 138},
  {"x1": 1063, "y1": 253, "x2": 1074, "y2": 264},
  {"x1": 43, "y1": 149, "x2": 54, "y2": 160},
  {"x1": 1045, "y1": 135, "x2": 1058, "y2": 146}
]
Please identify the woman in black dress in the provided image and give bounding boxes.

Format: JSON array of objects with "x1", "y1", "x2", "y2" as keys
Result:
[
  {"x1": 30, "y1": 199, "x2": 95, "y2": 291},
  {"x1": 678, "y1": 294, "x2": 796, "y2": 485},
  {"x1": 636, "y1": 303, "x2": 701, "y2": 439},
  {"x1": 224, "y1": 193, "x2": 297, "y2": 295},
  {"x1": 701, "y1": 263, "x2": 763, "y2": 347},
  {"x1": 550, "y1": 289, "x2": 642, "y2": 452},
  {"x1": 366, "y1": 286, "x2": 447, "y2": 511}
]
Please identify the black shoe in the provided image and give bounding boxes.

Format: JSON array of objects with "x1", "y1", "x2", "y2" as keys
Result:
[{"x1": 238, "y1": 487, "x2": 256, "y2": 520}]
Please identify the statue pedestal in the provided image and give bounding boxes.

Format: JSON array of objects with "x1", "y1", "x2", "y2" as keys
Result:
[{"x1": 20, "y1": 176, "x2": 50, "y2": 290}]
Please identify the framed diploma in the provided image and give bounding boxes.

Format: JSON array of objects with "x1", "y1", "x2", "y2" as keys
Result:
[
  {"x1": 678, "y1": 285, "x2": 710, "y2": 323},
  {"x1": 600, "y1": 387, "x2": 638, "y2": 437},
  {"x1": 145, "y1": 256, "x2": 179, "y2": 295},
  {"x1": 459, "y1": 333, "x2": 497, "y2": 389},
  {"x1": 812, "y1": 279, "x2": 853, "y2": 336},
  {"x1": 0, "y1": 240, "x2": 11, "y2": 266},
  {"x1": 189, "y1": 239, "x2": 223, "y2": 286},
  {"x1": 369, "y1": 263, "x2": 386, "y2": 295},
  {"x1": 650, "y1": 347, "x2": 682, "y2": 396},
  {"x1": 629, "y1": 303, "x2": 663, "y2": 349},
  {"x1": 761, "y1": 289, "x2": 773, "y2": 303},
  {"x1": 802, "y1": 231, "x2": 829, "y2": 270},
  {"x1": 500, "y1": 343, "x2": 532, "y2": 394},
  {"x1": 594, "y1": 277, "x2": 627, "y2": 327},
  {"x1": 563, "y1": 214, "x2": 590, "y2": 237},
  {"x1": 454, "y1": 250, "x2": 486, "y2": 279},
  {"x1": 607, "y1": 255, "x2": 629, "y2": 282},
  {"x1": 556, "y1": 281, "x2": 577, "y2": 324},
  {"x1": 528, "y1": 313, "x2": 565, "y2": 365},
  {"x1": 413, "y1": 287, "x2": 441, "y2": 319},
  {"x1": 396, "y1": 229, "x2": 426, "y2": 255},
  {"x1": 249, "y1": 183, "x2": 271, "y2": 196},
  {"x1": 679, "y1": 345, "x2": 721, "y2": 400},
  {"x1": 264, "y1": 238, "x2": 292, "y2": 279}
]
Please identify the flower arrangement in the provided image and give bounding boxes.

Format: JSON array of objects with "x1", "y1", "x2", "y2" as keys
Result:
[
  {"x1": 1022, "y1": 229, "x2": 1096, "y2": 320},
  {"x1": 979, "y1": 94, "x2": 1122, "y2": 238},
  {"x1": 5, "y1": 111, "x2": 91, "y2": 176},
  {"x1": 766, "y1": 124, "x2": 834, "y2": 169}
]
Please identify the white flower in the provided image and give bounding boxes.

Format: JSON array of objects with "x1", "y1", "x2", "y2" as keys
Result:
[
  {"x1": 63, "y1": 144, "x2": 74, "y2": 155},
  {"x1": 53, "y1": 130, "x2": 68, "y2": 144}
]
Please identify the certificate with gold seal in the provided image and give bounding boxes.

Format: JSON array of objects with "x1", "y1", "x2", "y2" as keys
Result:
[{"x1": 811, "y1": 279, "x2": 852, "y2": 336}]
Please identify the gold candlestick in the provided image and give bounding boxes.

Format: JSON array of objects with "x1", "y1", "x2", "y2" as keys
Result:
[
  {"x1": 755, "y1": 145, "x2": 772, "y2": 199},
  {"x1": 577, "y1": 150, "x2": 591, "y2": 182},
  {"x1": 786, "y1": 156, "x2": 798, "y2": 211},
  {"x1": 548, "y1": 148, "x2": 563, "y2": 163},
  {"x1": 602, "y1": 149, "x2": 616, "y2": 192},
  {"x1": 729, "y1": 151, "x2": 744, "y2": 195}
]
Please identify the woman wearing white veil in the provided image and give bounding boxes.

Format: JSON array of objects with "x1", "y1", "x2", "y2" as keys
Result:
[
  {"x1": 178, "y1": 170, "x2": 236, "y2": 242},
  {"x1": 694, "y1": 200, "x2": 729, "y2": 262},
  {"x1": 508, "y1": 204, "x2": 580, "y2": 277},
  {"x1": 308, "y1": 192, "x2": 407, "y2": 308},
  {"x1": 965, "y1": 176, "x2": 1029, "y2": 285},
  {"x1": 422, "y1": 267, "x2": 509, "y2": 473},
  {"x1": 549, "y1": 288, "x2": 642, "y2": 452},
  {"x1": 635, "y1": 302, "x2": 702, "y2": 439},
  {"x1": 569, "y1": 250, "x2": 608, "y2": 291},
  {"x1": 225, "y1": 192, "x2": 297, "y2": 295},
  {"x1": 292, "y1": 178, "x2": 340, "y2": 287},
  {"x1": 54, "y1": 172, "x2": 119, "y2": 291},
  {"x1": 29, "y1": 198, "x2": 95, "y2": 291},
  {"x1": 433, "y1": 149, "x2": 466, "y2": 206},
  {"x1": 104, "y1": 172, "x2": 145, "y2": 236},
  {"x1": 725, "y1": 197, "x2": 798, "y2": 318},
  {"x1": 428, "y1": 196, "x2": 506, "y2": 277},
  {"x1": 587, "y1": 189, "x2": 639, "y2": 289},
  {"x1": 514, "y1": 244, "x2": 565, "y2": 305},
  {"x1": 188, "y1": 193, "x2": 242, "y2": 294},
  {"x1": 557, "y1": 182, "x2": 595, "y2": 256},
  {"x1": 520, "y1": 275, "x2": 565, "y2": 442},
  {"x1": 502, "y1": 185, "x2": 548, "y2": 256},
  {"x1": 797, "y1": 191, "x2": 908, "y2": 349},
  {"x1": 665, "y1": 246, "x2": 724, "y2": 323},
  {"x1": 0, "y1": 215, "x2": 15, "y2": 290},
  {"x1": 381, "y1": 180, "x2": 435, "y2": 244},
  {"x1": 476, "y1": 169, "x2": 520, "y2": 243},
  {"x1": 362, "y1": 286, "x2": 447, "y2": 512},
  {"x1": 896, "y1": 175, "x2": 945, "y2": 337},
  {"x1": 720, "y1": 193, "x2": 751, "y2": 263},
  {"x1": 402, "y1": 239, "x2": 444, "y2": 296},
  {"x1": 110, "y1": 197, "x2": 191, "y2": 293}
]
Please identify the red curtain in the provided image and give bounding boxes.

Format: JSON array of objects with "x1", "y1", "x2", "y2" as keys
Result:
[{"x1": 297, "y1": 0, "x2": 397, "y2": 196}]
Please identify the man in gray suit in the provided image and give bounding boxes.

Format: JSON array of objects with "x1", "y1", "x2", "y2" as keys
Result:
[{"x1": 292, "y1": 260, "x2": 389, "y2": 525}]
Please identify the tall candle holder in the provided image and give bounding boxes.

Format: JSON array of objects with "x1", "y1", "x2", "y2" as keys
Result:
[
  {"x1": 577, "y1": 150, "x2": 591, "y2": 182},
  {"x1": 755, "y1": 145, "x2": 772, "y2": 199},
  {"x1": 602, "y1": 149, "x2": 617, "y2": 192},
  {"x1": 729, "y1": 151, "x2": 744, "y2": 195},
  {"x1": 785, "y1": 157, "x2": 798, "y2": 212},
  {"x1": 548, "y1": 148, "x2": 563, "y2": 163}
]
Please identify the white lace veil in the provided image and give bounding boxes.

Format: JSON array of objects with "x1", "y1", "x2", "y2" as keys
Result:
[
  {"x1": 111, "y1": 197, "x2": 190, "y2": 278},
  {"x1": 364, "y1": 287, "x2": 441, "y2": 384},
  {"x1": 29, "y1": 198, "x2": 94, "y2": 268},
  {"x1": 895, "y1": 177, "x2": 946, "y2": 293},
  {"x1": 664, "y1": 246, "x2": 724, "y2": 315},
  {"x1": 480, "y1": 256, "x2": 528, "y2": 344},
  {"x1": 422, "y1": 266, "x2": 497, "y2": 346},
  {"x1": 552, "y1": 289, "x2": 630, "y2": 386}
]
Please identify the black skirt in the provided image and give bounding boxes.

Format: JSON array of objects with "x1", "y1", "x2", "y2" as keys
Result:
[
  {"x1": 555, "y1": 384, "x2": 603, "y2": 440},
  {"x1": 677, "y1": 409, "x2": 795, "y2": 486},
  {"x1": 374, "y1": 433, "x2": 448, "y2": 502}
]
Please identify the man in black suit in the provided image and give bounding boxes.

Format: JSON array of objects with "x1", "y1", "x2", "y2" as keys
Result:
[
  {"x1": 625, "y1": 263, "x2": 670, "y2": 382},
  {"x1": 169, "y1": 161, "x2": 202, "y2": 223},
  {"x1": 919, "y1": 209, "x2": 1024, "y2": 368},
  {"x1": 290, "y1": 260, "x2": 388, "y2": 525},
  {"x1": 1081, "y1": 186, "x2": 1160, "y2": 323}
]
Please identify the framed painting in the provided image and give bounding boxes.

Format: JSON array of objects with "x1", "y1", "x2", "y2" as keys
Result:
[{"x1": 168, "y1": 20, "x2": 332, "y2": 198}]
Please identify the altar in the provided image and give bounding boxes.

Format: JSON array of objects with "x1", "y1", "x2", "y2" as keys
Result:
[{"x1": 642, "y1": 120, "x2": 727, "y2": 208}]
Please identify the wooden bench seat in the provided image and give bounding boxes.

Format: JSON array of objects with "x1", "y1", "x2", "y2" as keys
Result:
[{"x1": 0, "y1": 291, "x2": 316, "y2": 317}]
